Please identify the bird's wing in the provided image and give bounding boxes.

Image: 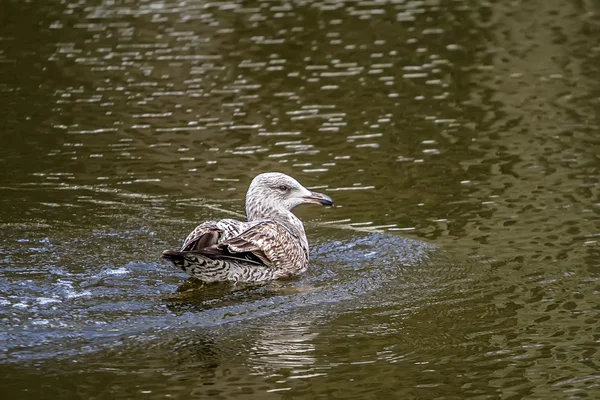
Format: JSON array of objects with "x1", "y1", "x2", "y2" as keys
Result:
[
  {"x1": 181, "y1": 219, "x2": 252, "y2": 251},
  {"x1": 194, "y1": 221, "x2": 306, "y2": 269},
  {"x1": 216, "y1": 218, "x2": 259, "y2": 240},
  {"x1": 181, "y1": 221, "x2": 221, "y2": 251}
]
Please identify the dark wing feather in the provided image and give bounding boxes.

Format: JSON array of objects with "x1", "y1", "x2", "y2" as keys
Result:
[
  {"x1": 196, "y1": 245, "x2": 267, "y2": 265},
  {"x1": 181, "y1": 221, "x2": 221, "y2": 251},
  {"x1": 192, "y1": 221, "x2": 305, "y2": 269},
  {"x1": 181, "y1": 219, "x2": 251, "y2": 251}
]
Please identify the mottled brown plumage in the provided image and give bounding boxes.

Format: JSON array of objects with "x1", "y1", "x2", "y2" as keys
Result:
[{"x1": 161, "y1": 172, "x2": 333, "y2": 283}]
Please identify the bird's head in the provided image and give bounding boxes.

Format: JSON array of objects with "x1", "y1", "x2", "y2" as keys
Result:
[{"x1": 246, "y1": 172, "x2": 333, "y2": 218}]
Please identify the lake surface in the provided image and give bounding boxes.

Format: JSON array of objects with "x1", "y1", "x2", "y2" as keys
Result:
[{"x1": 1, "y1": 0, "x2": 600, "y2": 398}]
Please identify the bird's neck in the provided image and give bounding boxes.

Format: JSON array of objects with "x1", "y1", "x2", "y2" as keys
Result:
[{"x1": 247, "y1": 206, "x2": 309, "y2": 250}]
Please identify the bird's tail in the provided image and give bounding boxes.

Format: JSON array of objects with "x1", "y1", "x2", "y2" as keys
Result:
[
  {"x1": 161, "y1": 249, "x2": 195, "y2": 273},
  {"x1": 161, "y1": 249, "x2": 233, "y2": 282},
  {"x1": 161, "y1": 249, "x2": 185, "y2": 263}
]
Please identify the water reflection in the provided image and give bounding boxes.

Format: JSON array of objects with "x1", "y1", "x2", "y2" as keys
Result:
[
  {"x1": 249, "y1": 317, "x2": 318, "y2": 375},
  {"x1": 2, "y1": 0, "x2": 600, "y2": 398}
]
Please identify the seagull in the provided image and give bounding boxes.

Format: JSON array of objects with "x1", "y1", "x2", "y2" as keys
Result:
[{"x1": 161, "y1": 172, "x2": 334, "y2": 283}]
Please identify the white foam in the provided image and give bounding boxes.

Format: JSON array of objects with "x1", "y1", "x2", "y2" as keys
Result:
[
  {"x1": 37, "y1": 297, "x2": 62, "y2": 305},
  {"x1": 103, "y1": 267, "x2": 129, "y2": 276}
]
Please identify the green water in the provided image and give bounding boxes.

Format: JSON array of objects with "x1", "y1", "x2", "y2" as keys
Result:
[{"x1": 1, "y1": 0, "x2": 600, "y2": 398}]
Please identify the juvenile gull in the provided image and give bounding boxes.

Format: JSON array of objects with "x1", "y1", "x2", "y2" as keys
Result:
[{"x1": 161, "y1": 172, "x2": 333, "y2": 283}]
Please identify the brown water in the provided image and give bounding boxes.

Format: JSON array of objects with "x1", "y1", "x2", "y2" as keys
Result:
[{"x1": 1, "y1": 0, "x2": 600, "y2": 398}]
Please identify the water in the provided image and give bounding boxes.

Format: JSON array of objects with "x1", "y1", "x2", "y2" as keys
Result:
[{"x1": 1, "y1": 0, "x2": 600, "y2": 398}]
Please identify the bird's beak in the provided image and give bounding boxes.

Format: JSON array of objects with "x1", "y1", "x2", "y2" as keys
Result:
[{"x1": 303, "y1": 191, "x2": 334, "y2": 206}]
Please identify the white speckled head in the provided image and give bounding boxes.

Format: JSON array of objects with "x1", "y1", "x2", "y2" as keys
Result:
[{"x1": 245, "y1": 172, "x2": 333, "y2": 221}]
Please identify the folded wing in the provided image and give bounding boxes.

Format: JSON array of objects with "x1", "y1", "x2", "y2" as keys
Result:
[{"x1": 191, "y1": 221, "x2": 307, "y2": 270}]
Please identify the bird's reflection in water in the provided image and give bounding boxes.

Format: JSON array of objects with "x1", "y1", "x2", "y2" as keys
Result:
[
  {"x1": 159, "y1": 279, "x2": 322, "y2": 382},
  {"x1": 165, "y1": 307, "x2": 320, "y2": 378},
  {"x1": 247, "y1": 316, "x2": 319, "y2": 374}
]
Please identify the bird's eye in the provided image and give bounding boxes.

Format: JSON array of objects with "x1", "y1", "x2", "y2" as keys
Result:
[{"x1": 277, "y1": 184, "x2": 290, "y2": 192}]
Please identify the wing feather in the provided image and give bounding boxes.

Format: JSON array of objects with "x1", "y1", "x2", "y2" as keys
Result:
[
  {"x1": 181, "y1": 218, "x2": 251, "y2": 251},
  {"x1": 192, "y1": 221, "x2": 307, "y2": 270}
]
